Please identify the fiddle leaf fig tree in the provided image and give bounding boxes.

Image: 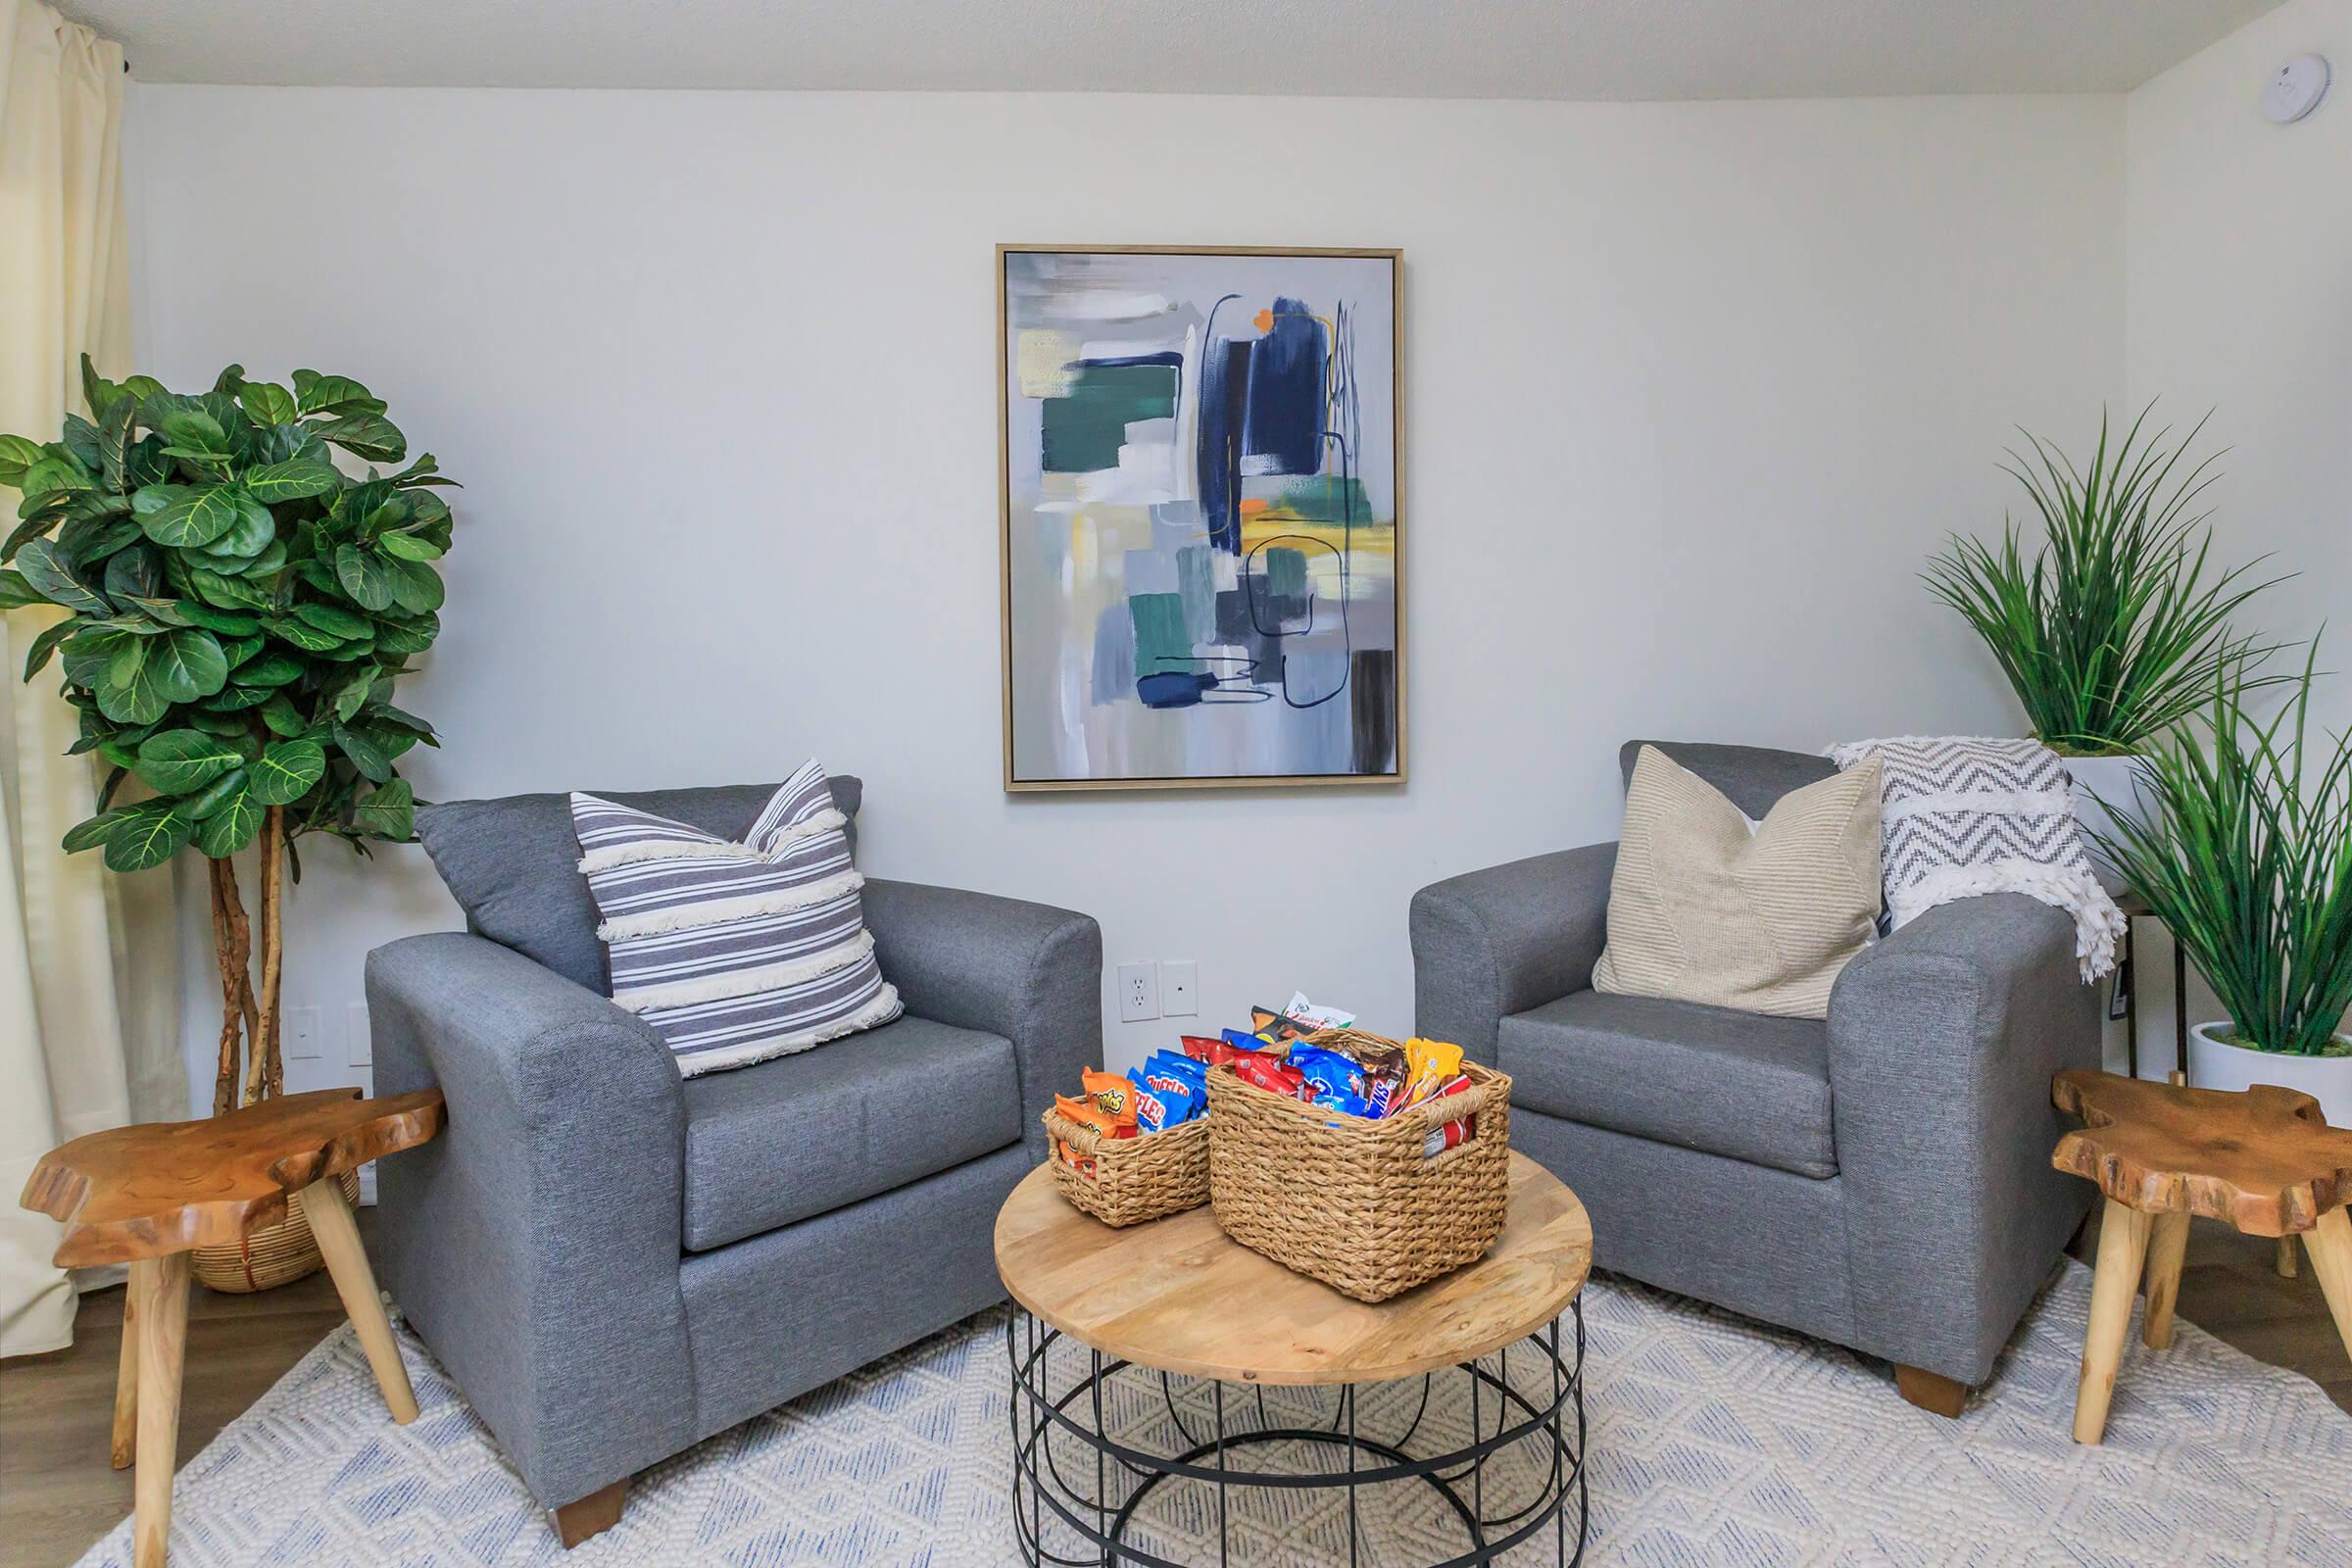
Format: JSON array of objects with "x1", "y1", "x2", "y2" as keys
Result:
[{"x1": 2, "y1": 358, "x2": 456, "y2": 1114}]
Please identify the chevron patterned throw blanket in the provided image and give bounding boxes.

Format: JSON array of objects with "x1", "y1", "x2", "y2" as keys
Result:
[{"x1": 1827, "y1": 736, "x2": 2124, "y2": 981}]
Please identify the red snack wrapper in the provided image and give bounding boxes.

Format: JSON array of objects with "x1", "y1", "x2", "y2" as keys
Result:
[
  {"x1": 1417, "y1": 1075, "x2": 1475, "y2": 1155},
  {"x1": 1180, "y1": 1035, "x2": 1226, "y2": 1061},
  {"x1": 1231, "y1": 1055, "x2": 1305, "y2": 1096}
]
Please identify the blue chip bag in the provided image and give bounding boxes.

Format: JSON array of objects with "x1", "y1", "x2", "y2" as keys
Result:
[
  {"x1": 1125, "y1": 1068, "x2": 1175, "y2": 1133},
  {"x1": 1140, "y1": 1054, "x2": 1204, "y2": 1123}
]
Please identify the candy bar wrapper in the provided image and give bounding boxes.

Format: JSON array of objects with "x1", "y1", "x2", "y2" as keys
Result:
[
  {"x1": 1337, "y1": 1040, "x2": 1409, "y2": 1117},
  {"x1": 1399, "y1": 1038, "x2": 1466, "y2": 1110}
]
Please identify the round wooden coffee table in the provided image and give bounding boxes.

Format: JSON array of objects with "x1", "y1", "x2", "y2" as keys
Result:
[{"x1": 994, "y1": 1150, "x2": 1593, "y2": 1566}]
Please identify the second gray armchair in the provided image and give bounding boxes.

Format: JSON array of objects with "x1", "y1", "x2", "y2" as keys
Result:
[{"x1": 1411, "y1": 741, "x2": 2101, "y2": 1414}]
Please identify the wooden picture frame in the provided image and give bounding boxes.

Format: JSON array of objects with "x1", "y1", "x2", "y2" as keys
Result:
[{"x1": 998, "y1": 244, "x2": 1405, "y2": 793}]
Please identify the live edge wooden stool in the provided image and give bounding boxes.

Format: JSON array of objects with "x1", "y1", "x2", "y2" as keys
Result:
[
  {"x1": 20, "y1": 1088, "x2": 446, "y2": 1568},
  {"x1": 2051, "y1": 1069, "x2": 2352, "y2": 1446}
]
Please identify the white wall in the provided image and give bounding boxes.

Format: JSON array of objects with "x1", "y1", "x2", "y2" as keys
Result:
[
  {"x1": 2115, "y1": 0, "x2": 2352, "y2": 1073},
  {"x1": 126, "y1": 86, "x2": 2128, "y2": 1096}
]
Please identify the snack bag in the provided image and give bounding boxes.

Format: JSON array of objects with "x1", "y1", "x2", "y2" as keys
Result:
[
  {"x1": 1231, "y1": 1055, "x2": 1304, "y2": 1097},
  {"x1": 1084, "y1": 1068, "x2": 1139, "y2": 1122},
  {"x1": 1125, "y1": 1069, "x2": 1173, "y2": 1133},
  {"x1": 1331, "y1": 1039, "x2": 1409, "y2": 1116},
  {"x1": 1143, "y1": 1052, "x2": 1208, "y2": 1122},
  {"x1": 1288, "y1": 1046, "x2": 1366, "y2": 1102},
  {"x1": 1400, "y1": 1038, "x2": 1465, "y2": 1109},
  {"x1": 1180, "y1": 1035, "x2": 1227, "y2": 1062},
  {"x1": 1418, "y1": 1075, "x2": 1475, "y2": 1155},
  {"x1": 1222, "y1": 1027, "x2": 1292, "y2": 1057},
  {"x1": 1250, "y1": 1007, "x2": 1314, "y2": 1044},
  {"x1": 1055, "y1": 1091, "x2": 1137, "y2": 1141}
]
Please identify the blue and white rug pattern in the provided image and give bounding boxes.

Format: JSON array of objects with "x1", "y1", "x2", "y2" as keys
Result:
[{"x1": 73, "y1": 1259, "x2": 2352, "y2": 1566}]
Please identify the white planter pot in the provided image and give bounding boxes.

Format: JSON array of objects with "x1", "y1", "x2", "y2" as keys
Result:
[
  {"x1": 2189, "y1": 1020, "x2": 2352, "y2": 1127},
  {"x1": 2054, "y1": 752, "x2": 2149, "y2": 897}
]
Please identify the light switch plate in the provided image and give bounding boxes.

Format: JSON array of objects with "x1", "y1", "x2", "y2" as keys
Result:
[
  {"x1": 1161, "y1": 960, "x2": 1198, "y2": 1016},
  {"x1": 1116, "y1": 961, "x2": 1160, "y2": 1022},
  {"x1": 284, "y1": 1004, "x2": 322, "y2": 1060}
]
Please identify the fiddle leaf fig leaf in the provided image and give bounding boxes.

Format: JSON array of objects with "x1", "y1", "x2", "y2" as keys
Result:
[
  {"x1": 102, "y1": 800, "x2": 192, "y2": 873},
  {"x1": 242, "y1": 459, "x2": 339, "y2": 504},
  {"x1": 239, "y1": 381, "x2": 298, "y2": 427},
  {"x1": 384, "y1": 556, "x2": 443, "y2": 614},
  {"x1": 22, "y1": 619, "x2": 75, "y2": 681},
  {"x1": 15, "y1": 540, "x2": 112, "y2": 615},
  {"x1": 137, "y1": 484, "x2": 247, "y2": 549},
  {"x1": 292, "y1": 371, "x2": 385, "y2": 417},
  {"x1": 194, "y1": 786, "x2": 264, "y2": 857},
  {"x1": 294, "y1": 601, "x2": 373, "y2": 639},
  {"x1": 351, "y1": 778, "x2": 415, "y2": 840},
  {"x1": 133, "y1": 728, "x2": 244, "y2": 794},
  {"x1": 332, "y1": 544, "x2": 394, "y2": 611},
  {"x1": 315, "y1": 413, "x2": 406, "y2": 464},
  {"x1": 377, "y1": 531, "x2": 443, "y2": 563},
  {"x1": 61, "y1": 808, "x2": 133, "y2": 855},
  {"x1": 332, "y1": 721, "x2": 393, "y2": 782},
  {"x1": 183, "y1": 766, "x2": 250, "y2": 820},
  {"x1": 248, "y1": 738, "x2": 326, "y2": 805}
]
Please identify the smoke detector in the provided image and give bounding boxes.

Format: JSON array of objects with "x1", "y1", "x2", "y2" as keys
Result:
[{"x1": 2262, "y1": 54, "x2": 2330, "y2": 123}]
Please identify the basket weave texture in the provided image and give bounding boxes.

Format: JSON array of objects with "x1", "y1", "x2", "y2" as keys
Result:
[
  {"x1": 1043, "y1": 1107, "x2": 1211, "y2": 1227},
  {"x1": 1206, "y1": 1028, "x2": 1511, "y2": 1302},
  {"x1": 191, "y1": 1167, "x2": 358, "y2": 1294}
]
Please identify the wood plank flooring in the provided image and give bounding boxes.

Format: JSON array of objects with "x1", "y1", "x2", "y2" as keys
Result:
[{"x1": 2, "y1": 1211, "x2": 2345, "y2": 1567}]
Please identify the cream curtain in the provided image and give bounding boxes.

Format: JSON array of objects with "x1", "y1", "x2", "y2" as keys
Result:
[{"x1": 1, "y1": 0, "x2": 182, "y2": 1358}]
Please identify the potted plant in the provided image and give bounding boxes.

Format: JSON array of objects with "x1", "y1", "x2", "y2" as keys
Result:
[
  {"x1": 2087, "y1": 647, "x2": 2352, "y2": 1122},
  {"x1": 1924, "y1": 409, "x2": 2290, "y2": 885},
  {"x1": 0, "y1": 358, "x2": 454, "y2": 1289}
]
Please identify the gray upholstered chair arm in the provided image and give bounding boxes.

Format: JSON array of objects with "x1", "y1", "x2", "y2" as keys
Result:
[
  {"x1": 1825, "y1": 895, "x2": 2103, "y2": 1383},
  {"x1": 1409, "y1": 843, "x2": 1618, "y2": 1057},
  {"x1": 366, "y1": 933, "x2": 695, "y2": 1509},
  {"x1": 861, "y1": 878, "x2": 1102, "y2": 1162}
]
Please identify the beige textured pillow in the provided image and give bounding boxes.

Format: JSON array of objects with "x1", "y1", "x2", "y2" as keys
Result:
[{"x1": 1592, "y1": 747, "x2": 1883, "y2": 1019}]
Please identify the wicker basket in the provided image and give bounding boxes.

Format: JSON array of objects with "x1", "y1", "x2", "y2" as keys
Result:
[
  {"x1": 1205, "y1": 1029, "x2": 1511, "y2": 1302},
  {"x1": 191, "y1": 1168, "x2": 358, "y2": 1294},
  {"x1": 1043, "y1": 1107, "x2": 1211, "y2": 1227}
]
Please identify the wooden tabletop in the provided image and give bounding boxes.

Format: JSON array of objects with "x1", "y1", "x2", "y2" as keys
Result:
[
  {"x1": 20, "y1": 1088, "x2": 445, "y2": 1268},
  {"x1": 994, "y1": 1150, "x2": 1592, "y2": 1386},
  {"x1": 2053, "y1": 1070, "x2": 2352, "y2": 1236}
]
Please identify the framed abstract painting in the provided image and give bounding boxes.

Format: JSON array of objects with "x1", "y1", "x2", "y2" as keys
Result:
[{"x1": 998, "y1": 245, "x2": 1403, "y2": 791}]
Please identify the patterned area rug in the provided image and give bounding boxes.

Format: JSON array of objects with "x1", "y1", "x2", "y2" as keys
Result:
[{"x1": 74, "y1": 1260, "x2": 2352, "y2": 1567}]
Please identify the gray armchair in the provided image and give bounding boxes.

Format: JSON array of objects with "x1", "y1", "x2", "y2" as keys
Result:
[
  {"x1": 1411, "y1": 741, "x2": 2100, "y2": 1412},
  {"x1": 368, "y1": 776, "x2": 1101, "y2": 1544}
]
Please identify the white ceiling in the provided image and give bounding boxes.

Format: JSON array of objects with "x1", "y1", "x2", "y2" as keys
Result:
[{"x1": 65, "y1": 0, "x2": 2281, "y2": 99}]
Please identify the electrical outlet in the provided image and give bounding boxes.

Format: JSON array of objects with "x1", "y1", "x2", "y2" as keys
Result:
[
  {"x1": 1161, "y1": 960, "x2": 1198, "y2": 1016},
  {"x1": 1116, "y1": 961, "x2": 1160, "y2": 1023},
  {"x1": 346, "y1": 1001, "x2": 371, "y2": 1068},
  {"x1": 284, "y1": 1004, "x2": 322, "y2": 1060}
]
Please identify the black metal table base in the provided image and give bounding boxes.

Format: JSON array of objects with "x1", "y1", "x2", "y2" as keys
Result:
[{"x1": 1006, "y1": 1299, "x2": 1587, "y2": 1567}]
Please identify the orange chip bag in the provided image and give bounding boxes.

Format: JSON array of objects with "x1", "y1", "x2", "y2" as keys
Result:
[
  {"x1": 1083, "y1": 1068, "x2": 1141, "y2": 1127},
  {"x1": 1056, "y1": 1088, "x2": 1136, "y2": 1140}
]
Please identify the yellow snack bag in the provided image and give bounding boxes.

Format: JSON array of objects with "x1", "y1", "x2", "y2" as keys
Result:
[{"x1": 1402, "y1": 1038, "x2": 1464, "y2": 1108}]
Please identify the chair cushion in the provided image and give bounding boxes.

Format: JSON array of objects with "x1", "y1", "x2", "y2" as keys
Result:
[
  {"x1": 1619, "y1": 740, "x2": 1836, "y2": 821},
  {"x1": 416, "y1": 775, "x2": 861, "y2": 993},
  {"x1": 1497, "y1": 989, "x2": 1838, "y2": 1179},
  {"x1": 679, "y1": 1012, "x2": 1023, "y2": 1250}
]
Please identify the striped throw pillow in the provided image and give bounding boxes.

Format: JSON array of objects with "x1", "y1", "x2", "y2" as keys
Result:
[{"x1": 570, "y1": 760, "x2": 902, "y2": 1076}]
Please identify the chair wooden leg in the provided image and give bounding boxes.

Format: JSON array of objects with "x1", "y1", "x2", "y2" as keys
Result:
[
  {"x1": 2278, "y1": 1236, "x2": 2299, "y2": 1278},
  {"x1": 2304, "y1": 1206, "x2": 2352, "y2": 1363},
  {"x1": 1894, "y1": 1363, "x2": 1968, "y2": 1418},
  {"x1": 551, "y1": 1478, "x2": 628, "y2": 1548},
  {"x1": 129, "y1": 1253, "x2": 191, "y2": 1568},
  {"x1": 111, "y1": 1285, "x2": 139, "y2": 1469},
  {"x1": 2140, "y1": 1210, "x2": 2191, "y2": 1349},
  {"x1": 298, "y1": 1178, "x2": 418, "y2": 1423},
  {"x1": 2074, "y1": 1199, "x2": 2152, "y2": 1445}
]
